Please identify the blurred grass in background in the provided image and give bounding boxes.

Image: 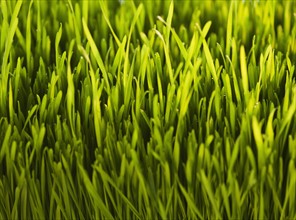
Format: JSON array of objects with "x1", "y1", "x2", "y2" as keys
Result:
[{"x1": 0, "y1": 0, "x2": 296, "y2": 219}]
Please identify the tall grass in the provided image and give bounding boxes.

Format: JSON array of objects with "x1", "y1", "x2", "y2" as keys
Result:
[{"x1": 0, "y1": 0, "x2": 296, "y2": 219}]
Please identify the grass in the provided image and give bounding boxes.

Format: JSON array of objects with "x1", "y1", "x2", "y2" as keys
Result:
[{"x1": 0, "y1": 0, "x2": 296, "y2": 219}]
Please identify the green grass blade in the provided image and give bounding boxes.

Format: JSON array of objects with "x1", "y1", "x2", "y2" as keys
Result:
[
  {"x1": 240, "y1": 46, "x2": 249, "y2": 99},
  {"x1": 0, "y1": 0, "x2": 22, "y2": 116},
  {"x1": 94, "y1": 165, "x2": 142, "y2": 219},
  {"x1": 78, "y1": 164, "x2": 114, "y2": 220},
  {"x1": 200, "y1": 170, "x2": 222, "y2": 219},
  {"x1": 82, "y1": 18, "x2": 110, "y2": 94}
]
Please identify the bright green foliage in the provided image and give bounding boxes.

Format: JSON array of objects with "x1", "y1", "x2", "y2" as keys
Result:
[{"x1": 0, "y1": 0, "x2": 296, "y2": 219}]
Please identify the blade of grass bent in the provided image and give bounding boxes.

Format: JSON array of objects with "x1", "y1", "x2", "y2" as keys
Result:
[
  {"x1": 177, "y1": 179, "x2": 203, "y2": 219},
  {"x1": 26, "y1": 0, "x2": 33, "y2": 75},
  {"x1": 226, "y1": 2, "x2": 233, "y2": 56},
  {"x1": 78, "y1": 165, "x2": 114, "y2": 220},
  {"x1": 165, "y1": 1, "x2": 174, "y2": 46},
  {"x1": 82, "y1": 18, "x2": 110, "y2": 94},
  {"x1": 198, "y1": 21, "x2": 219, "y2": 88},
  {"x1": 0, "y1": 0, "x2": 22, "y2": 116},
  {"x1": 78, "y1": 45, "x2": 104, "y2": 148},
  {"x1": 99, "y1": 0, "x2": 121, "y2": 46},
  {"x1": 0, "y1": 124, "x2": 11, "y2": 162},
  {"x1": 66, "y1": 40, "x2": 76, "y2": 139},
  {"x1": 67, "y1": 0, "x2": 81, "y2": 45},
  {"x1": 154, "y1": 29, "x2": 174, "y2": 84},
  {"x1": 94, "y1": 165, "x2": 142, "y2": 219},
  {"x1": 123, "y1": 4, "x2": 143, "y2": 87},
  {"x1": 157, "y1": 15, "x2": 191, "y2": 69}
]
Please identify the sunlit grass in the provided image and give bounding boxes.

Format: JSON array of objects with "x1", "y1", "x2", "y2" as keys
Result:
[{"x1": 0, "y1": 0, "x2": 296, "y2": 219}]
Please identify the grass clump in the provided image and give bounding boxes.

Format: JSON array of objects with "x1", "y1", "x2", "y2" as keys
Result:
[{"x1": 0, "y1": 0, "x2": 296, "y2": 219}]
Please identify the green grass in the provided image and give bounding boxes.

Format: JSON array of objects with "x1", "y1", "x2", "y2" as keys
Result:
[{"x1": 1, "y1": 0, "x2": 296, "y2": 219}]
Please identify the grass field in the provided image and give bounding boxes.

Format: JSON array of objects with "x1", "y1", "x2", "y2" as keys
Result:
[{"x1": 0, "y1": 0, "x2": 296, "y2": 219}]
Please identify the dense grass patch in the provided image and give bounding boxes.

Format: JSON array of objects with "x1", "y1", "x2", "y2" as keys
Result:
[{"x1": 1, "y1": 0, "x2": 296, "y2": 219}]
